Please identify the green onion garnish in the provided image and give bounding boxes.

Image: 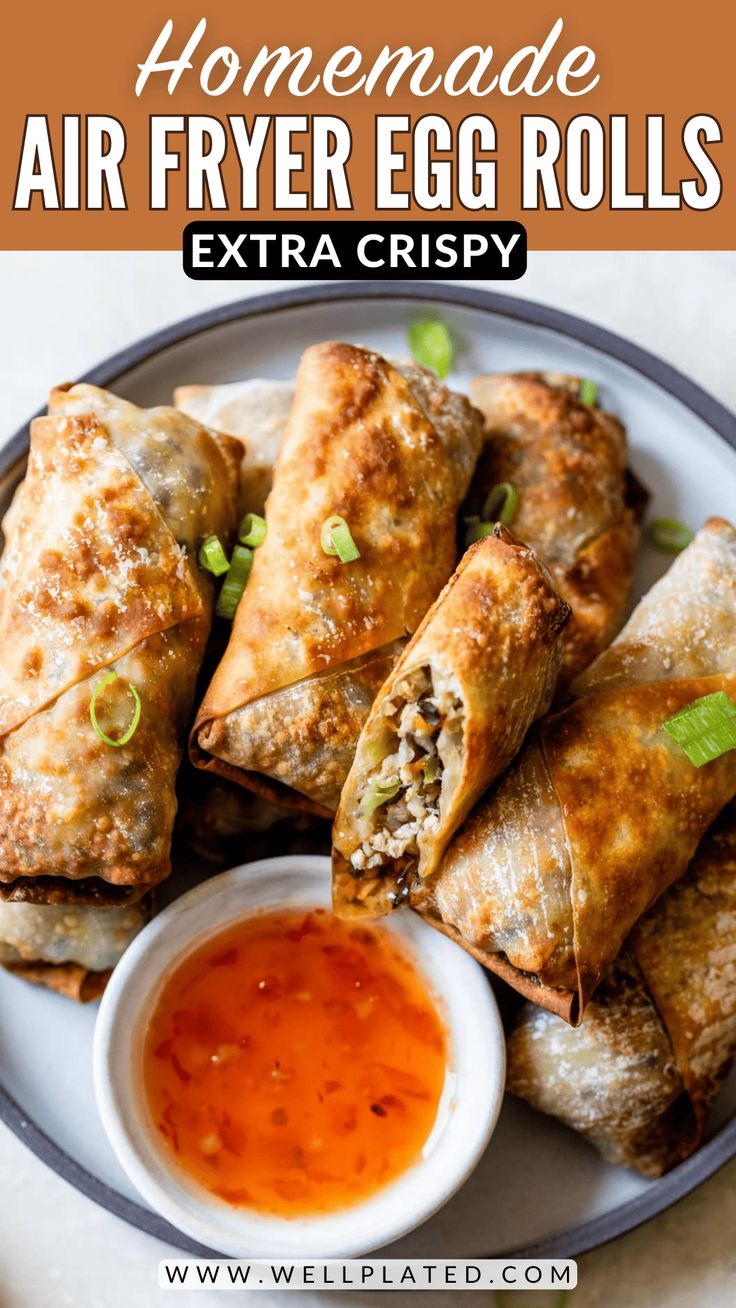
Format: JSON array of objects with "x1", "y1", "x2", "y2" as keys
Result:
[
  {"x1": 580, "y1": 379, "x2": 598, "y2": 406},
  {"x1": 321, "y1": 515, "x2": 360, "y2": 564},
  {"x1": 216, "y1": 544, "x2": 253, "y2": 620},
  {"x1": 90, "y1": 671, "x2": 141, "y2": 748},
  {"x1": 407, "y1": 319, "x2": 453, "y2": 380},
  {"x1": 198, "y1": 534, "x2": 230, "y2": 577},
  {"x1": 648, "y1": 518, "x2": 694, "y2": 554},
  {"x1": 663, "y1": 691, "x2": 736, "y2": 767},
  {"x1": 361, "y1": 777, "x2": 401, "y2": 816},
  {"x1": 483, "y1": 482, "x2": 518, "y2": 527},
  {"x1": 239, "y1": 513, "x2": 267, "y2": 548},
  {"x1": 465, "y1": 520, "x2": 496, "y2": 546}
]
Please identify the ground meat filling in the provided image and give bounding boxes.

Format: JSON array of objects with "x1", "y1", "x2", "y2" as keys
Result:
[{"x1": 351, "y1": 667, "x2": 463, "y2": 881}]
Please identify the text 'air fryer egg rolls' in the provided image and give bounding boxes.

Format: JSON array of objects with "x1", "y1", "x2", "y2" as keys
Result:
[
  {"x1": 191, "y1": 342, "x2": 485, "y2": 816},
  {"x1": 507, "y1": 805, "x2": 736, "y2": 1177},
  {"x1": 332, "y1": 527, "x2": 570, "y2": 916},
  {"x1": 468, "y1": 372, "x2": 641, "y2": 689},
  {"x1": 0, "y1": 384, "x2": 240, "y2": 906},
  {"x1": 419, "y1": 517, "x2": 736, "y2": 1024}
]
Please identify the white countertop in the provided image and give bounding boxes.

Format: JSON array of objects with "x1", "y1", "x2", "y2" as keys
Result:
[{"x1": 1, "y1": 253, "x2": 735, "y2": 1307}]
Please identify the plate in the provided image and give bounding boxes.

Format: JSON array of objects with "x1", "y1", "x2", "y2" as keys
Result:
[{"x1": 2, "y1": 281, "x2": 736, "y2": 1261}]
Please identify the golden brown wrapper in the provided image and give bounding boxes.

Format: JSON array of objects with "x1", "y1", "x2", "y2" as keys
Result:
[
  {"x1": 192, "y1": 342, "x2": 484, "y2": 815},
  {"x1": 506, "y1": 805, "x2": 736, "y2": 1177},
  {"x1": 0, "y1": 386, "x2": 240, "y2": 897},
  {"x1": 421, "y1": 518, "x2": 736, "y2": 1024},
  {"x1": 332, "y1": 528, "x2": 570, "y2": 914},
  {"x1": 468, "y1": 372, "x2": 640, "y2": 688}
]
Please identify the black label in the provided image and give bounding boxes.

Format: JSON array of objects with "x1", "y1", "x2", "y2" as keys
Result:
[{"x1": 182, "y1": 221, "x2": 526, "y2": 280}]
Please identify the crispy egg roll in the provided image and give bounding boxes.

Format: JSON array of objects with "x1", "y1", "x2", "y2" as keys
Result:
[
  {"x1": 332, "y1": 527, "x2": 570, "y2": 914},
  {"x1": 507, "y1": 805, "x2": 736, "y2": 1176},
  {"x1": 468, "y1": 372, "x2": 640, "y2": 688},
  {"x1": 0, "y1": 384, "x2": 240, "y2": 902},
  {"x1": 192, "y1": 342, "x2": 484, "y2": 815},
  {"x1": 0, "y1": 897, "x2": 148, "y2": 1001},
  {"x1": 419, "y1": 518, "x2": 736, "y2": 1024},
  {"x1": 174, "y1": 378, "x2": 295, "y2": 515}
]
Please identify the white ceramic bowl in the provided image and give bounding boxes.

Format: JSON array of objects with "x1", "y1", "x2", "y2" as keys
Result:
[{"x1": 93, "y1": 855, "x2": 505, "y2": 1258}]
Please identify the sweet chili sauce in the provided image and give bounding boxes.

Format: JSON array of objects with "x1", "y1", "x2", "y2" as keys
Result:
[{"x1": 143, "y1": 908, "x2": 447, "y2": 1216}]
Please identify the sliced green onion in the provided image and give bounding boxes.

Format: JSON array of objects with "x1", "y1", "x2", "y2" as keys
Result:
[
  {"x1": 90, "y1": 671, "x2": 141, "y2": 748},
  {"x1": 321, "y1": 515, "x2": 360, "y2": 564},
  {"x1": 483, "y1": 482, "x2": 518, "y2": 527},
  {"x1": 465, "y1": 520, "x2": 496, "y2": 546},
  {"x1": 648, "y1": 518, "x2": 694, "y2": 554},
  {"x1": 198, "y1": 534, "x2": 230, "y2": 577},
  {"x1": 216, "y1": 545, "x2": 253, "y2": 620},
  {"x1": 579, "y1": 378, "x2": 598, "y2": 406},
  {"x1": 423, "y1": 757, "x2": 438, "y2": 783},
  {"x1": 361, "y1": 777, "x2": 401, "y2": 816},
  {"x1": 663, "y1": 691, "x2": 736, "y2": 767},
  {"x1": 239, "y1": 513, "x2": 267, "y2": 548},
  {"x1": 407, "y1": 319, "x2": 453, "y2": 379}
]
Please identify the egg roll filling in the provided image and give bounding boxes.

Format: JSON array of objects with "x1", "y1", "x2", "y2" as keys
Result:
[{"x1": 350, "y1": 666, "x2": 463, "y2": 893}]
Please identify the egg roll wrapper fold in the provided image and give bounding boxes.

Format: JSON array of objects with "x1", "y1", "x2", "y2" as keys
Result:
[
  {"x1": 506, "y1": 808, "x2": 736, "y2": 1176},
  {"x1": 333, "y1": 528, "x2": 570, "y2": 913},
  {"x1": 200, "y1": 642, "x2": 403, "y2": 815},
  {"x1": 469, "y1": 372, "x2": 640, "y2": 688},
  {"x1": 0, "y1": 386, "x2": 240, "y2": 894},
  {"x1": 192, "y1": 342, "x2": 484, "y2": 813},
  {"x1": 421, "y1": 518, "x2": 736, "y2": 1024}
]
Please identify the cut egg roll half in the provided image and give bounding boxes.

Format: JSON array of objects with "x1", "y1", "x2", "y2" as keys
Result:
[{"x1": 332, "y1": 526, "x2": 570, "y2": 914}]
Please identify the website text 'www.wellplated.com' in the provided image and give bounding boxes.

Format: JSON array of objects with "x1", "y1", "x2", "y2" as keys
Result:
[{"x1": 158, "y1": 1259, "x2": 577, "y2": 1291}]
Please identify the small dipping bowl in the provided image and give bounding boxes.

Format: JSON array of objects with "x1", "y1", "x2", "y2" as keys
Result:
[{"x1": 93, "y1": 856, "x2": 505, "y2": 1258}]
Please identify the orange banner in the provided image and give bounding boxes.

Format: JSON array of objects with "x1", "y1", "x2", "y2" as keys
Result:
[{"x1": 1, "y1": 0, "x2": 733, "y2": 250}]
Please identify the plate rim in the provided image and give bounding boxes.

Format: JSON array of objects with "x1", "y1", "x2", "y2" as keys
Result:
[{"x1": 2, "y1": 278, "x2": 736, "y2": 1262}]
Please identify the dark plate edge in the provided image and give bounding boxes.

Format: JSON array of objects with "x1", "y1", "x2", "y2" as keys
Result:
[{"x1": 2, "y1": 278, "x2": 736, "y2": 1263}]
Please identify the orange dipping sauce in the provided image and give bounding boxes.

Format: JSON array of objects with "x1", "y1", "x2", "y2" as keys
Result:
[{"x1": 143, "y1": 908, "x2": 447, "y2": 1217}]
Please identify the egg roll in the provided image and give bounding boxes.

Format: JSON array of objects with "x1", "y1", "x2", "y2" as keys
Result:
[
  {"x1": 468, "y1": 372, "x2": 640, "y2": 688},
  {"x1": 174, "y1": 378, "x2": 295, "y2": 515},
  {"x1": 192, "y1": 342, "x2": 484, "y2": 815},
  {"x1": 0, "y1": 897, "x2": 148, "y2": 1001},
  {"x1": 332, "y1": 527, "x2": 570, "y2": 914},
  {"x1": 507, "y1": 805, "x2": 736, "y2": 1176},
  {"x1": 420, "y1": 517, "x2": 736, "y2": 1024},
  {"x1": 0, "y1": 384, "x2": 240, "y2": 903}
]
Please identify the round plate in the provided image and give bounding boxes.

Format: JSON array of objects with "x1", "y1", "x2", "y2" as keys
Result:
[{"x1": 2, "y1": 281, "x2": 736, "y2": 1261}]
